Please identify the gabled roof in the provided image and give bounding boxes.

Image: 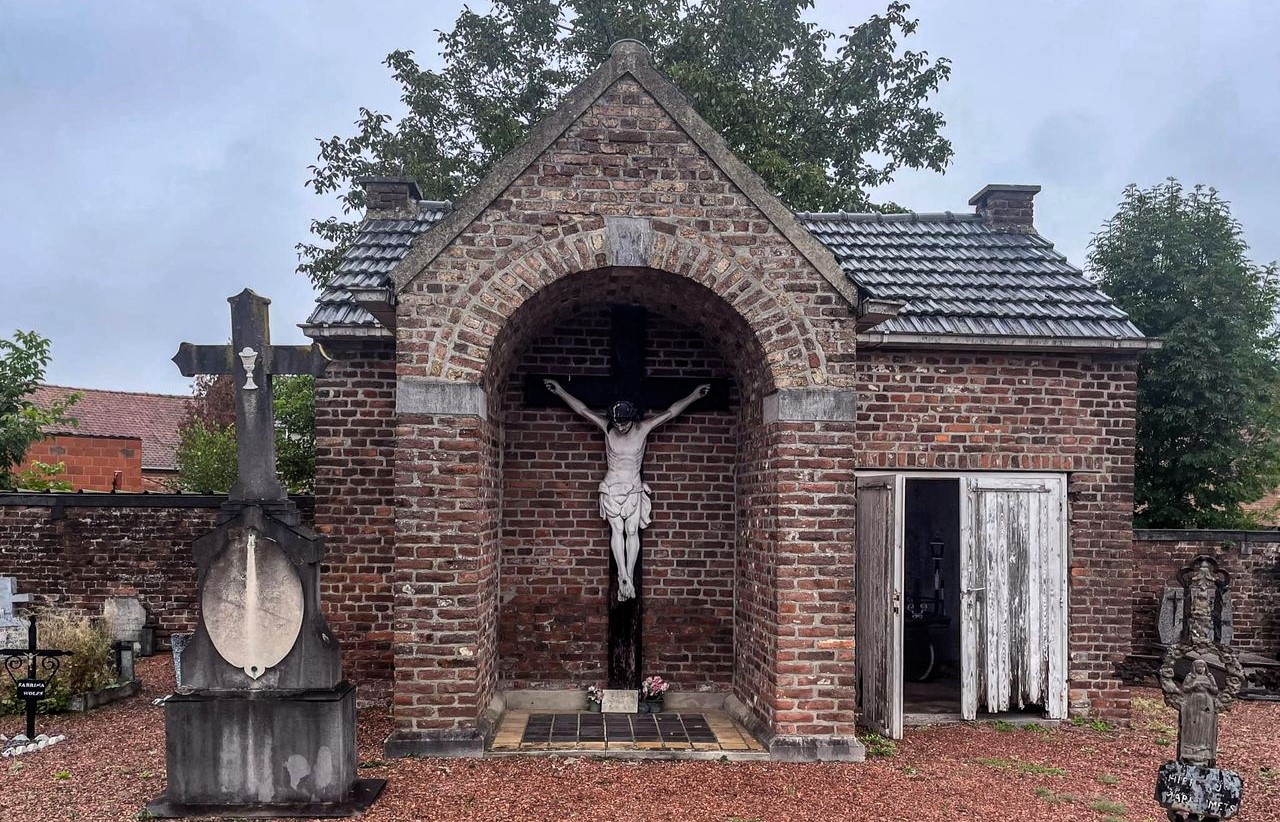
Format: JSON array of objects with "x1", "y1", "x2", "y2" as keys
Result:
[
  {"x1": 795, "y1": 212, "x2": 1146, "y2": 343},
  {"x1": 381, "y1": 39, "x2": 857, "y2": 307},
  {"x1": 32, "y1": 385, "x2": 189, "y2": 470}
]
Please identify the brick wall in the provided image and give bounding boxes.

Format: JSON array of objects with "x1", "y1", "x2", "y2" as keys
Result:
[
  {"x1": 24, "y1": 434, "x2": 143, "y2": 492},
  {"x1": 313, "y1": 342, "x2": 398, "y2": 702},
  {"x1": 1132, "y1": 532, "x2": 1280, "y2": 657},
  {"x1": 498, "y1": 306, "x2": 737, "y2": 690},
  {"x1": 857, "y1": 349, "x2": 1139, "y2": 719},
  {"x1": 0, "y1": 495, "x2": 310, "y2": 639}
]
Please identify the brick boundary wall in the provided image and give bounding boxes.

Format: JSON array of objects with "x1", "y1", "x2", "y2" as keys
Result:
[
  {"x1": 0, "y1": 493, "x2": 312, "y2": 642},
  {"x1": 1131, "y1": 530, "x2": 1280, "y2": 658}
]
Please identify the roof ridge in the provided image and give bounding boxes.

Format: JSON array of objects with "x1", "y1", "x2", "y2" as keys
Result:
[
  {"x1": 795, "y1": 210, "x2": 984, "y2": 223},
  {"x1": 38, "y1": 384, "x2": 190, "y2": 400}
]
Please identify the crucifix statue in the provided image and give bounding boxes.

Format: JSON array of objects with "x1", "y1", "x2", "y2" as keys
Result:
[
  {"x1": 525, "y1": 305, "x2": 729, "y2": 688},
  {"x1": 172, "y1": 288, "x2": 330, "y2": 502},
  {"x1": 543, "y1": 379, "x2": 710, "y2": 600}
]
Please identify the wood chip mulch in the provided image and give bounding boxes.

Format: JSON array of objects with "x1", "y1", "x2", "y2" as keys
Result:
[{"x1": 1, "y1": 656, "x2": 1277, "y2": 821}]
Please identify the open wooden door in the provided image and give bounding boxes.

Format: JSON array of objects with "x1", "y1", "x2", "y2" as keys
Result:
[
  {"x1": 960, "y1": 475, "x2": 1068, "y2": 720},
  {"x1": 855, "y1": 474, "x2": 905, "y2": 738}
]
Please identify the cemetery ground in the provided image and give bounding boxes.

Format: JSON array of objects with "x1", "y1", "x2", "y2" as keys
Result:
[{"x1": 1, "y1": 658, "x2": 1277, "y2": 822}]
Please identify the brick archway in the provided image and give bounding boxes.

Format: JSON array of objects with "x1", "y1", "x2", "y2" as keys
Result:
[
  {"x1": 389, "y1": 245, "x2": 860, "y2": 757},
  {"x1": 487, "y1": 266, "x2": 771, "y2": 698},
  {"x1": 433, "y1": 224, "x2": 827, "y2": 391}
]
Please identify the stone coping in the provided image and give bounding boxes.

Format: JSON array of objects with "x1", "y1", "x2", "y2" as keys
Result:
[{"x1": 1134, "y1": 529, "x2": 1280, "y2": 543}]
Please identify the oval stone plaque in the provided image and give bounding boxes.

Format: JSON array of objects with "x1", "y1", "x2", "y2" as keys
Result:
[{"x1": 202, "y1": 528, "x2": 304, "y2": 680}]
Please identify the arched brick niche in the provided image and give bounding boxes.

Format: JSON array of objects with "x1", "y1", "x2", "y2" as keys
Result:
[{"x1": 489, "y1": 267, "x2": 771, "y2": 693}]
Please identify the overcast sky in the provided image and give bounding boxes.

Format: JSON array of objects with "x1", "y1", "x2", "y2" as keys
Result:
[{"x1": 3, "y1": 1, "x2": 1278, "y2": 394}]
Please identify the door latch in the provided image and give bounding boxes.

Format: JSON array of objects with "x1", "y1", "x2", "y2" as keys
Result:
[{"x1": 892, "y1": 589, "x2": 902, "y2": 614}]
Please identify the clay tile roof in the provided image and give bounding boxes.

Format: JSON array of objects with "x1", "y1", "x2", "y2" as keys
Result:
[
  {"x1": 31, "y1": 385, "x2": 190, "y2": 470},
  {"x1": 304, "y1": 202, "x2": 1144, "y2": 343},
  {"x1": 794, "y1": 211, "x2": 1145, "y2": 340}
]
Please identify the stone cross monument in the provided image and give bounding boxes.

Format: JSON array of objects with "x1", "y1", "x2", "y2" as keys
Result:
[
  {"x1": 1154, "y1": 555, "x2": 1245, "y2": 821},
  {"x1": 147, "y1": 289, "x2": 383, "y2": 817}
]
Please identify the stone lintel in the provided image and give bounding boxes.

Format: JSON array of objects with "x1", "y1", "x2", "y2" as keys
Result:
[
  {"x1": 397, "y1": 377, "x2": 487, "y2": 417},
  {"x1": 762, "y1": 388, "x2": 856, "y2": 423}
]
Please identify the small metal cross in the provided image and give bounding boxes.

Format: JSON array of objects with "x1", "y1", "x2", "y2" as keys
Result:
[{"x1": 1, "y1": 618, "x2": 71, "y2": 741}]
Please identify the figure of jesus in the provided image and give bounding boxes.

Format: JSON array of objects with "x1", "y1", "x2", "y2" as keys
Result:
[{"x1": 544, "y1": 379, "x2": 711, "y2": 601}]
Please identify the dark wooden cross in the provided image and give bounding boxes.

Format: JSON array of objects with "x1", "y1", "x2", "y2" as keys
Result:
[
  {"x1": 173, "y1": 289, "x2": 331, "y2": 502},
  {"x1": 524, "y1": 305, "x2": 731, "y2": 689},
  {"x1": 1, "y1": 618, "x2": 71, "y2": 741}
]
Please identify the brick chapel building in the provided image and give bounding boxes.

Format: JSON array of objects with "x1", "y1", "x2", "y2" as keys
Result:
[{"x1": 302, "y1": 42, "x2": 1155, "y2": 758}]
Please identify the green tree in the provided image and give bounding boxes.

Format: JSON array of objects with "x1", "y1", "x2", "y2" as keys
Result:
[
  {"x1": 0, "y1": 330, "x2": 78, "y2": 490},
  {"x1": 299, "y1": 0, "x2": 952, "y2": 286},
  {"x1": 1088, "y1": 180, "x2": 1280, "y2": 528},
  {"x1": 174, "y1": 375, "x2": 318, "y2": 494}
]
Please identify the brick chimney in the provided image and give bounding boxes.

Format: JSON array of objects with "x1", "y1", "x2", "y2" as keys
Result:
[
  {"x1": 358, "y1": 177, "x2": 423, "y2": 214},
  {"x1": 968, "y1": 184, "x2": 1041, "y2": 232}
]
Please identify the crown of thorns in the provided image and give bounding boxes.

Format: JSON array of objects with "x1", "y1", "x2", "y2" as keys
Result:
[{"x1": 608, "y1": 400, "x2": 642, "y2": 423}]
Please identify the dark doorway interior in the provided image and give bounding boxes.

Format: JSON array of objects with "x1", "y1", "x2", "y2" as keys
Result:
[{"x1": 902, "y1": 479, "x2": 961, "y2": 714}]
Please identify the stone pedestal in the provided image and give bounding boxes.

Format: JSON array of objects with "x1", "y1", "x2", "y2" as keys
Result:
[
  {"x1": 147, "y1": 682, "x2": 384, "y2": 817},
  {"x1": 149, "y1": 501, "x2": 379, "y2": 815}
]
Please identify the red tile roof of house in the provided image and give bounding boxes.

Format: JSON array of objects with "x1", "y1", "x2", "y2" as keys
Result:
[{"x1": 31, "y1": 385, "x2": 190, "y2": 471}]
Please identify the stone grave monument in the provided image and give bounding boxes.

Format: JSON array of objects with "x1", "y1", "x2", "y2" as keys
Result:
[
  {"x1": 0, "y1": 578, "x2": 31, "y2": 649},
  {"x1": 103, "y1": 596, "x2": 150, "y2": 654},
  {"x1": 145, "y1": 289, "x2": 383, "y2": 817},
  {"x1": 1154, "y1": 555, "x2": 1246, "y2": 821}
]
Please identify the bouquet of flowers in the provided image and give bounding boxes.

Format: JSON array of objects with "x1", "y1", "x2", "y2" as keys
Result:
[
  {"x1": 586, "y1": 685, "x2": 603, "y2": 711},
  {"x1": 639, "y1": 675, "x2": 670, "y2": 702}
]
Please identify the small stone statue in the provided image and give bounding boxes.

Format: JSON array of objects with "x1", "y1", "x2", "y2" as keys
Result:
[
  {"x1": 544, "y1": 379, "x2": 710, "y2": 600},
  {"x1": 1177, "y1": 660, "x2": 1219, "y2": 767}
]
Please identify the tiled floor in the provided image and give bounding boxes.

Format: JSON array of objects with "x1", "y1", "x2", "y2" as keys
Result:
[{"x1": 490, "y1": 711, "x2": 766, "y2": 753}]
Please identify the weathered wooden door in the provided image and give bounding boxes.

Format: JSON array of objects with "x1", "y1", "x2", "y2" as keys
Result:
[
  {"x1": 959, "y1": 475, "x2": 1068, "y2": 720},
  {"x1": 855, "y1": 474, "x2": 905, "y2": 738}
]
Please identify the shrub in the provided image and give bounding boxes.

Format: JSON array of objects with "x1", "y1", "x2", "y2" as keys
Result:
[{"x1": 0, "y1": 609, "x2": 116, "y2": 713}]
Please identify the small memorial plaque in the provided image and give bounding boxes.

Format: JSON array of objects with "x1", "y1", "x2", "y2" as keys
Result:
[
  {"x1": 1155, "y1": 761, "x2": 1243, "y2": 819},
  {"x1": 16, "y1": 679, "x2": 46, "y2": 700},
  {"x1": 600, "y1": 688, "x2": 638, "y2": 713}
]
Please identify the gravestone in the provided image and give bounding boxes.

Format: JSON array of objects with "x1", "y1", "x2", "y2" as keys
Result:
[
  {"x1": 1162, "y1": 576, "x2": 1228, "y2": 645},
  {"x1": 146, "y1": 290, "x2": 382, "y2": 818},
  {"x1": 0, "y1": 578, "x2": 30, "y2": 648},
  {"x1": 600, "y1": 689, "x2": 639, "y2": 714},
  {"x1": 1155, "y1": 555, "x2": 1245, "y2": 821},
  {"x1": 102, "y1": 597, "x2": 148, "y2": 650}
]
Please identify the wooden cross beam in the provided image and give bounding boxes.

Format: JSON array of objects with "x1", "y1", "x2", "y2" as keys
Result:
[
  {"x1": 523, "y1": 306, "x2": 732, "y2": 414},
  {"x1": 172, "y1": 289, "x2": 331, "y2": 502}
]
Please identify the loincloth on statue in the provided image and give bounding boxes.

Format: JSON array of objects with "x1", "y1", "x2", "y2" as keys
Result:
[{"x1": 598, "y1": 480, "x2": 652, "y2": 528}]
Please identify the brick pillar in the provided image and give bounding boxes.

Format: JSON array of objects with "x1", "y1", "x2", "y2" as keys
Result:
[
  {"x1": 313, "y1": 341, "x2": 397, "y2": 702},
  {"x1": 733, "y1": 389, "x2": 861, "y2": 761},
  {"x1": 384, "y1": 380, "x2": 501, "y2": 757}
]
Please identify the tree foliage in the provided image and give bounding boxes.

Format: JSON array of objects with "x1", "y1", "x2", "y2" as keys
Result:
[
  {"x1": 0, "y1": 330, "x2": 78, "y2": 491},
  {"x1": 174, "y1": 375, "x2": 317, "y2": 494},
  {"x1": 1088, "y1": 180, "x2": 1280, "y2": 528},
  {"x1": 299, "y1": 0, "x2": 952, "y2": 286}
]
